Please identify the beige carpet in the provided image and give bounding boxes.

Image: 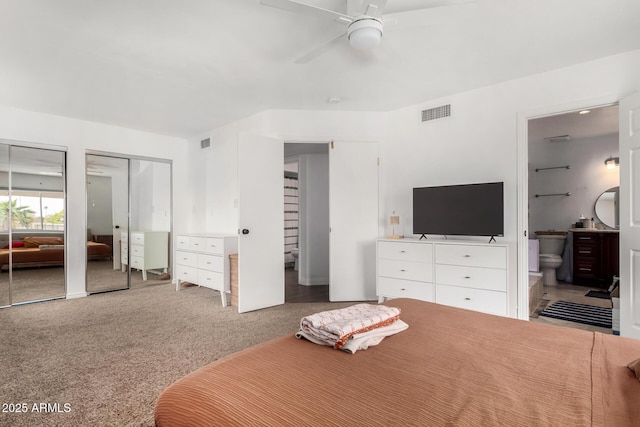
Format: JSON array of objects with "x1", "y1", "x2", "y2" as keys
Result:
[{"x1": 0, "y1": 283, "x2": 355, "y2": 426}]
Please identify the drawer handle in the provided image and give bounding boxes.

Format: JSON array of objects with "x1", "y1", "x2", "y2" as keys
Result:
[
  {"x1": 400, "y1": 269, "x2": 406, "y2": 272},
  {"x1": 579, "y1": 237, "x2": 590, "y2": 240},
  {"x1": 400, "y1": 250, "x2": 406, "y2": 253},
  {"x1": 579, "y1": 250, "x2": 590, "y2": 254},
  {"x1": 464, "y1": 276, "x2": 471, "y2": 279},
  {"x1": 400, "y1": 288, "x2": 406, "y2": 291},
  {"x1": 464, "y1": 255, "x2": 471, "y2": 258},
  {"x1": 579, "y1": 268, "x2": 591, "y2": 271},
  {"x1": 464, "y1": 297, "x2": 471, "y2": 301}
]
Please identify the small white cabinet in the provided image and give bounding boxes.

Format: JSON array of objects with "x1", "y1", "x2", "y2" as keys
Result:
[
  {"x1": 175, "y1": 234, "x2": 238, "y2": 307},
  {"x1": 377, "y1": 238, "x2": 509, "y2": 316},
  {"x1": 121, "y1": 230, "x2": 169, "y2": 281}
]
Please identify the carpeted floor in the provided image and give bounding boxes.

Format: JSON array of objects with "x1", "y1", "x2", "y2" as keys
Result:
[{"x1": 0, "y1": 283, "x2": 355, "y2": 426}]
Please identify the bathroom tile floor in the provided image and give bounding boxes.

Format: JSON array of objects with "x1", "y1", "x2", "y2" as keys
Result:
[{"x1": 529, "y1": 279, "x2": 612, "y2": 334}]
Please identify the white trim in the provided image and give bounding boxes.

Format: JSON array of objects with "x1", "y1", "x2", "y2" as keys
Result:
[
  {"x1": 516, "y1": 94, "x2": 620, "y2": 321},
  {"x1": 66, "y1": 291, "x2": 88, "y2": 299}
]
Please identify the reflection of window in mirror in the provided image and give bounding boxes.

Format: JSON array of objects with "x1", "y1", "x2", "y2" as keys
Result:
[{"x1": 594, "y1": 186, "x2": 619, "y2": 229}]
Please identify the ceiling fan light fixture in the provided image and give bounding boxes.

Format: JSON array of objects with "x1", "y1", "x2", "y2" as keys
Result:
[{"x1": 347, "y1": 17, "x2": 383, "y2": 51}]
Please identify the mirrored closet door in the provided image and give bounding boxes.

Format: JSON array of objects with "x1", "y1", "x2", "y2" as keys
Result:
[
  {"x1": 1, "y1": 142, "x2": 66, "y2": 306},
  {"x1": 86, "y1": 154, "x2": 172, "y2": 294},
  {"x1": 86, "y1": 155, "x2": 130, "y2": 293}
]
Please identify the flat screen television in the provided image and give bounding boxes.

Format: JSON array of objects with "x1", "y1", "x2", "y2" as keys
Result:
[{"x1": 413, "y1": 182, "x2": 504, "y2": 238}]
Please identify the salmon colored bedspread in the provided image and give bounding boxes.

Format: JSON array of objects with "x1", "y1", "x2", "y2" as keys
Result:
[{"x1": 155, "y1": 298, "x2": 640, "y2": 426}]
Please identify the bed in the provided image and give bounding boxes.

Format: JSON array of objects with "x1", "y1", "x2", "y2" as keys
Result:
[
  {"x1": 155, "y1": 298, "x2": 640, "y2": 426},
  {"x1": 0, "y1": 236, "x2": 112, "y2": 270}
]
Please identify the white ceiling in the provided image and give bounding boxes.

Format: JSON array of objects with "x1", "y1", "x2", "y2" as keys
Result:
[
  {"x1": 0, "y1": 0, "x2": 639, "y2": 138},
  {"x1": 528, "y1": 104, "x2": 619, "y2": 145}
]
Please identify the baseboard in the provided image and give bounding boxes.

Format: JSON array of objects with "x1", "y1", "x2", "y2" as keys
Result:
[
  {"x1": 66, "y1": 291, "x2": 88, "y2": 299},
  {"x1": 298, "y1": 277, "x2": 329, "y2": 286}
]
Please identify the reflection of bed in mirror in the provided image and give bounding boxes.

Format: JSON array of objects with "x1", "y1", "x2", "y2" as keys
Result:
[{"x1": 0, "y1": 234, "x2": 111, "y2": 270}]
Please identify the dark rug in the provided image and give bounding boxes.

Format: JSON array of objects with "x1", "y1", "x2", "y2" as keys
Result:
[
  {"x1": 585, "y1": 290, "x2": 611, "y2": 299},
  {"x1": 539, "y1": 300, "x2": 612, "y2": 328}
]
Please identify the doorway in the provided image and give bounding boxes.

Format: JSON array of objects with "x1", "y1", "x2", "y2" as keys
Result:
[
  {"x1": 284, "y1": 142, "x2": 330, "y2": 303},
  {"x1": 523, "y1": 104, "x2": 619, "y2": 332},
  {"x1": 85, "y1": 153, "x2": 172, "y2": 294}
]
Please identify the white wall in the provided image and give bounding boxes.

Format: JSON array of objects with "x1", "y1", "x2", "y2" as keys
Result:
[
  {"x1": 381, "y1": 49, "x2": 640, "y2": 317},
  {"x1": 0, "y1": 105, "x2": 188, "y2": 298},
  {"x1": 298, "y1": 153, "x2": 329, "y2": 286},
  {"x1": 86, "y1": 175, "x2": 113, "y2": 236},
  {"x1": 188, "y1": 48, "x2": 640, "y2": 317},
  {"x1": 529, "y1": 134, "x2": 619, "y2": 233},
  {"x1": 188, "y1": 109, "x2": 387, "y2": 235}
]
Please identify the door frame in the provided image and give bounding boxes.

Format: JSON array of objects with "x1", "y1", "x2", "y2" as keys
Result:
[{"x1": 516, "y1": 94, "x2": 620, "y2": 320}]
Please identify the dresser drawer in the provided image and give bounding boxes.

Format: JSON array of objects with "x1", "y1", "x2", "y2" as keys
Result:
[
  {"x1": 435, "y1": 244, "x2": 506, "y2": 269},
  {"x1": 131, "y1": 232, "x2": 145, "y2": 245},
  {"x1": 176, "y1": 251, "x2": 198, "y2": 267},
  {"x1": 130, "y1": 244, "x2": 144, "y2": 257},
  {"x1": 121, "y1": 251, "x2": 128, "y2": 264},
  {"x1": 574, "y1": 261, "x2": 599, "y2": 279},
  {"x1": 378, "y1": 241, "x2": 432, "y2": 263},
  {"x1": 121, "y1": 232, "x2": 128, "y2": 244},
  {"x1": 189, "y1": 236, "x2": 206, "y2": 251},
  {"x1": 436, "y1": 284, "x2": 507, "y2": 316},
  {"x1": 176, "y1": 264, "x2": 198, "y2": 283},
  {"x1": 130, "y1": 255, "x2": 144, "y2": 269},
  {"x1": 198, "y1": 254, "x2": 223, "y2": 272},
  {"x1": 574, "y1": 234, "x2": 598, "y2": 244},
  {"x1": 574, "y1": 245, "x2": 597, "y2": 258},
  {"x1": 176, "y1": 235, "x2": 190, "y2": 250},
  {"x1": 435, "y1": 264, "x2": 507, "y2": 292},
  {"x1": 206, "y1": 238, "x2": 224, "y2": 255},
  {"x1": 198, "y1": 270, "x2": 224, "y2": 291},
  {"x1": 378, "y1": 277, "x2": 435, "y2": 302},
  {"x1": 378, "y1": 259, "x2": 432, "y2": 282}
]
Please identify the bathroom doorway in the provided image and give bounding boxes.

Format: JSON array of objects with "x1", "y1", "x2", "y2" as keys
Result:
[
  {"x1": 283, "y1": 142, "x2": 329, "y2": 303},
  {"x1": 526, "y1": 104, "x2": 619, "y2": 332}
]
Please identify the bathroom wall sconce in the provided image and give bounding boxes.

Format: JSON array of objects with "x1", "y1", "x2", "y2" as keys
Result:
[
  {"x1": 387, "y1": 211, "x2": 404, "y2": 239},
  {"x1": 604, "y1": 156, "x2": 619, "y2": 169}
]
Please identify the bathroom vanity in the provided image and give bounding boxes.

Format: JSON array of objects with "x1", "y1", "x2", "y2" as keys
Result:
[{"x1": 572, "y1": 229, "x2": 619, "y2": 288}]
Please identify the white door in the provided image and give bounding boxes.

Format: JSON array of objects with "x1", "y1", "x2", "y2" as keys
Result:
[
  {"x1": 620, "y1": 91, "x2": 640, "y2": 338},
  {"x1": 237, "y1": 133, "x2": 284, "y2": 313},
  {"x1": 329, "y1": 141, "x2": 379, "y2": 301}
]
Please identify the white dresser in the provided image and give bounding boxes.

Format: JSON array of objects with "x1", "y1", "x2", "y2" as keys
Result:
[
  {"x1": 121, "y1": 230, "x2": 169, "y2": 280},
  {"x1": 377, "y1": 238, "x2": 508, "y2": 316},
  {"x1": 175, "y1": 234, "x2": 238, "y2": 307}
]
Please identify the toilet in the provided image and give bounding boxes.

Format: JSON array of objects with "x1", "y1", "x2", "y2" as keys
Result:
[
  {"x1": 291, "y1": 248, "x2": 299, "y2": 271},
  {"x1": 535, "y1": 231, "x2": 567, "y2": 286}
]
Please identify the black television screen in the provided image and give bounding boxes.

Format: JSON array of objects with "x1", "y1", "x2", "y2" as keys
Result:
[{"x1": 412, "y1": 182, "x2": 504, "y2": 237}]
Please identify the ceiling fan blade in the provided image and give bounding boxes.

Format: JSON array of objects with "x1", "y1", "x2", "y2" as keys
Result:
[
  {"x1": 260, "y1": 0, "x2": 354, "y2": 24},
  {"x1": 384, "y1": 0, "x2": 476, "y2": 14},
  {"x1": 294, "y1": 32, "x2": 346, "y2": 64}
]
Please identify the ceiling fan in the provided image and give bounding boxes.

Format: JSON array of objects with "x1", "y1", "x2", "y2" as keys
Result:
[{"x1": 260, "y1": 0, "x2": 475, "y2": 63}]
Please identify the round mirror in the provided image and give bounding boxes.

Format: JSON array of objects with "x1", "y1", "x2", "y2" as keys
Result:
[{"x1": 594, "y1": 186, "x2": 619, "y2": 229}]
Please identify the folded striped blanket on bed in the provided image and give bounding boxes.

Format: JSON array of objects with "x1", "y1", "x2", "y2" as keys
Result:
[{"x1": 296, "y1": 303, "x2": 402, "y2": 350}]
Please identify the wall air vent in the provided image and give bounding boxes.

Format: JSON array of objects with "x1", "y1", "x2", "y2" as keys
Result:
[
  {"x1": 200, "y1": 138, "x2": 211, "y2": 149},
  {"x1": 544, "y1": 135, "x2": 572, "y2": 143},
  {"x1": 421, "y1": 104, "x2": 451, "y2": 122}
]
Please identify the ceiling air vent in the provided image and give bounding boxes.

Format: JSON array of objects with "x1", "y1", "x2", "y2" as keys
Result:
[
  {"x1": 200, "y1": 138, "x2": 211, "y2": 149},
  {"x1": 421, "y1": 104, "x2": 451, "y2": 122},
  {"x1": 544, "y1": 135, "x2": 572, "y2": 143}
]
